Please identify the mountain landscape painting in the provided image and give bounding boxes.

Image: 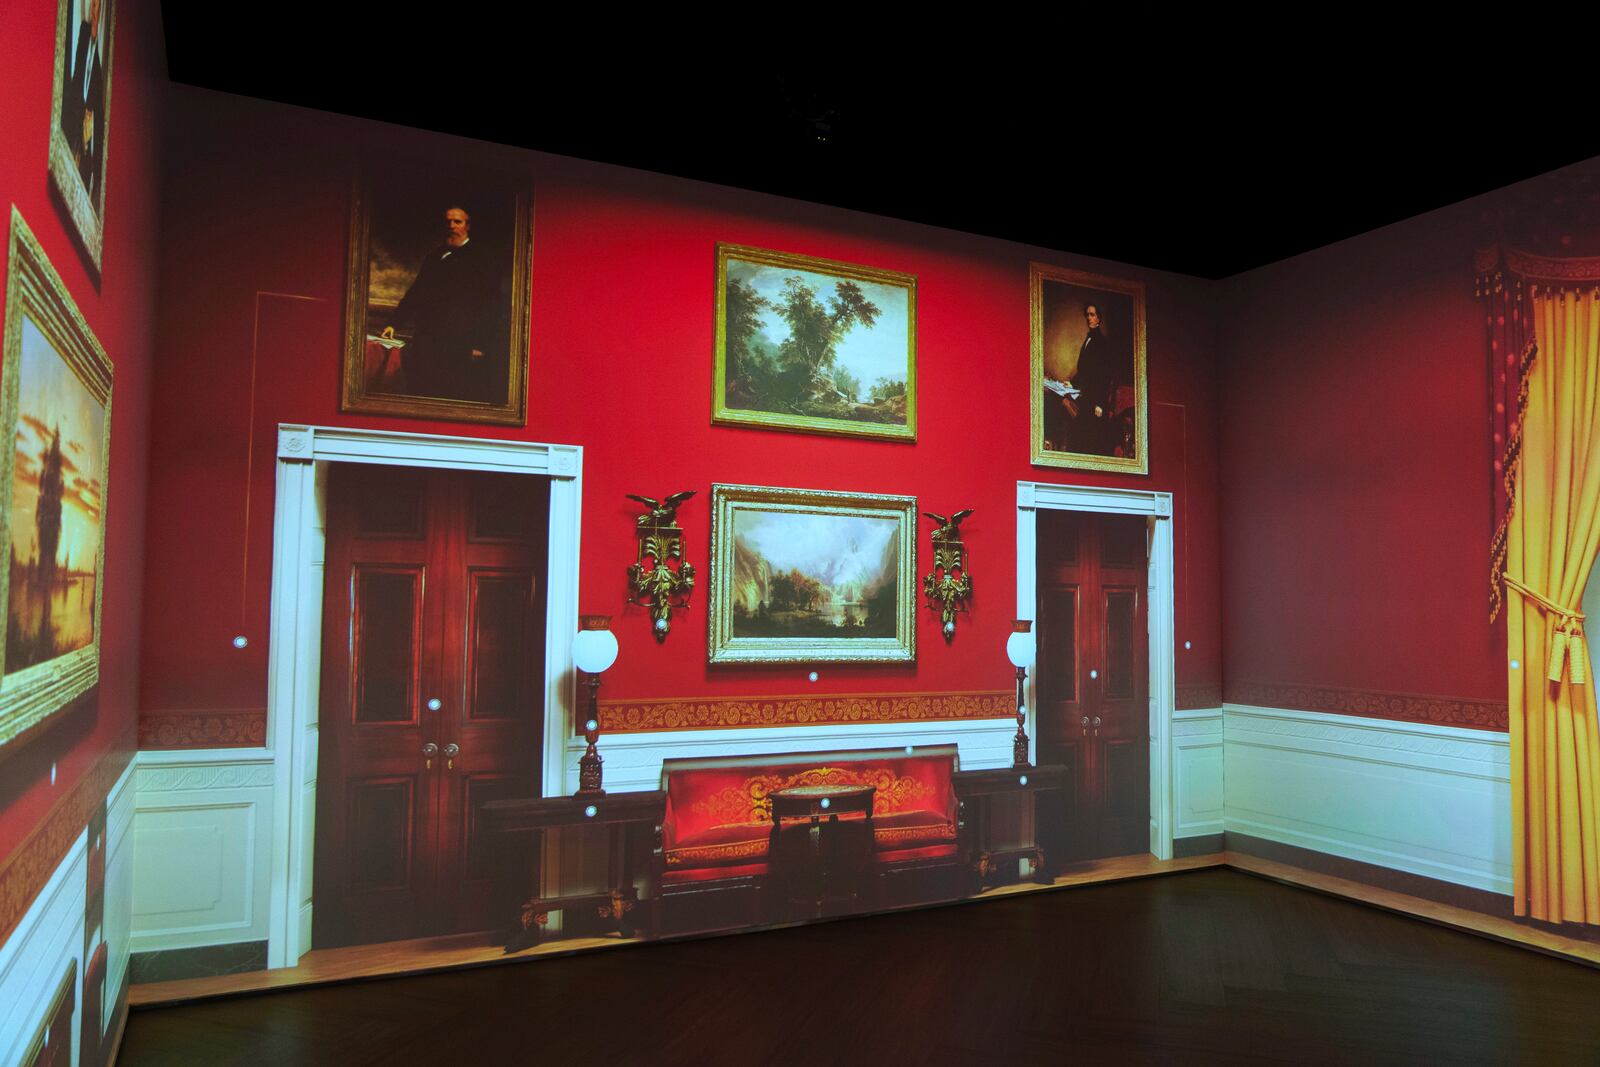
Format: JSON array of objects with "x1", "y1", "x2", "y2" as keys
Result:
[{"x1": 708, "y1": 484, "x2": 916, "y2": 664}]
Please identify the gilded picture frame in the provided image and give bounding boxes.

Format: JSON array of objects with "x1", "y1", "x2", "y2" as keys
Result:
[
  {"x1": 341, "y1": 170, "x2": 532, "y2": 426},
  {"x1": 708, "y1": 484, "x2": 917, "y2": 665},
  {"x1": 1030, "y1": 263, "x2": 1148, "y2": 474},
  {"x1": 48, "y1": 0, "x2": 116, "y2": 275},
  {"x1": 0, "y1": 208, "x2": 114, "y2": 755},
  {"x1": 714, "y1": 244, "x2": 917, "y2": 441}
]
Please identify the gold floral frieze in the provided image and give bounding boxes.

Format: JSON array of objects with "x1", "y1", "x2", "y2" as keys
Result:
[{"x1": 599, "y1": 690, "x2": 1013, "y2": 734}]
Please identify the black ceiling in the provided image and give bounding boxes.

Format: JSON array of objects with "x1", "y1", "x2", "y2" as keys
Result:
[{"x1": 157, "y1": 11, "x2": 1600, "y2": 279}]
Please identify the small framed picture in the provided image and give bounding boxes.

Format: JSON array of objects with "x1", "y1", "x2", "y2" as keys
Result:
[
  {"x1": 48, "y1": 0, "x2": 116, "y2": 274},
  {"x1": 708, "y1": 483, "x2": 917, "y2": 664},
  {"x1": 1030, "y1": 263, "x2": 1147, "y2": 474},
  {"x1": 341, "y1": 167, "x2": 532, "y2": 425},
  {"x1": 714, "y1": 244, "x2": 916, "y2": 441},
  {"x1": 0, "y1": 208, "x2": 113, "y2": 755}
]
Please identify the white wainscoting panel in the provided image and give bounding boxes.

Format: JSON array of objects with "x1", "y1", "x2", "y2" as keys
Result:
[
  {"x1": 105, "y1": 758, "x2": 136, "y2": 1019},
  {"x1": 563, "y1": 718, "x2": 1018, "y2": 796},
  {"x1": 1173, "y1": 709, "x2": 1224, "y2": 839},
  {"x1": 131, "y1": 749, "x2": 275, "y2": 953},
  {"x1": 0, "y1": 757, "x2": 133, "y2": 1065},
  {"x1": 1223, "y1": 705, "x2": 1511, "y2": 894}
]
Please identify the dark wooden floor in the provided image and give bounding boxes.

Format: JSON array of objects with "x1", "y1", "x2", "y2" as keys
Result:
[{"x1": 118, "y1": 869, "x2": 1600, "y2": 1065}]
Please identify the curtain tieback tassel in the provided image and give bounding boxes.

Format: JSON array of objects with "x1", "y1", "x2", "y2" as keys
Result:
[{"x1": 1504, "y1": 574, "x2": 1588, "y2": 685}]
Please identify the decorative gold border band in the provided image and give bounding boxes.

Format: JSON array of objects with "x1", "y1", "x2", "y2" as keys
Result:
[
  {"x1": 1176, "y1": 683, "x2": 1223, "y2": 710},
  {"x1": 139, "y1": 712, "x2": 268, "y2": 749},
  {"x1": 0, "y1": 747, "x2": 131, "y2": 947},
  {"x1": 599, "y1": 690, "x2": 1014, "y2": 734},
  {"x1": 1225, "y1": 681, "x2": 1507, "y2": 730}
]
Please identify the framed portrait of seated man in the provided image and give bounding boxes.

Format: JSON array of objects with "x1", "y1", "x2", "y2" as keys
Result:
[
  {"x1": 1029, "y1": 263, "x2": 1147, "y2": 474},
  {"x1": 341, "y1": 166, "x2": 531, "y2": 425}
]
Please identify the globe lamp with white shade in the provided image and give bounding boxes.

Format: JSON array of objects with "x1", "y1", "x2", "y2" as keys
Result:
[
  {"x1": 573, "y1": 616, "x2": 618, "y2": 795},
  {"x1": 1007, "y1": 621, "x2": 1035, "y2": 768}
]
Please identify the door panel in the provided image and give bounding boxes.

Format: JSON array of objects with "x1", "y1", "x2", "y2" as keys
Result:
[
  {"x1": 351, "y1": 566, "x2": 423, "y2": 725},
  {"x1": 466, "y1": 570, "x2": 535, "y2": 722},
  {"x1": 1037, "y1": 510, "x2": 1149, "y2": 864},
  {"x1": 315, "y1": 464, "x2": 549, "y2": 948}
]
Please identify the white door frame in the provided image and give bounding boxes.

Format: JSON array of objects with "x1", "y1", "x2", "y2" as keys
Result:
[
  {"x1": 1015, "y1": 481, "x2": 1176, "y2": 860},
  {"x1": 264, "y1": 424, "x2": 582, "y2": 967}
]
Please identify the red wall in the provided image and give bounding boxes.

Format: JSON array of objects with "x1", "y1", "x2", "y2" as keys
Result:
[
  {"x1": 138, "y1": 89, "x2": 1224, "y2": 744},
  {"x1": 0, "y1": 0, "x2": 161, "y2": 869},
  {"x1": 1217, "y1": 190, "x2": 1520, "y2": 728}
]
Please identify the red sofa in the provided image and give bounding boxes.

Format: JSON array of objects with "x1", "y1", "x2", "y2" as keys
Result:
[{"x1": 653, "y1": 745, "x2": 964, "y2": 934}]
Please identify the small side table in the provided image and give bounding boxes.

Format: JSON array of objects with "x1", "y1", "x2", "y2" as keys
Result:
[
  {"x1": 767, "y1": 784, "x2": 875, "y2": 920},
  {"x1": 954, "y1": 765, "x2": 1069, "y2": 889},
  {"x1": 482, "y1": 791, "x2": 665, "y2": 953}
]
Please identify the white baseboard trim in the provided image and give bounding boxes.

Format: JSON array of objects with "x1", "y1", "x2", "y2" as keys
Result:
[
  {"x1": 564, "y1": 717, "x2": 1018, "y2": 795},
  {"x1": 131, "y1": 748, "x2": 276, "y2": 954},
  {"x1": 1223, "y1": 704, "x2": 1511, "y2": 895}
]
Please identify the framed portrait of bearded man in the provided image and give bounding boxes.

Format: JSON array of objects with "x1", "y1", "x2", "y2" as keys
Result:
[
  {"x1": 1029, "y1": 263, "x2": 1147, "y2": 474},
  {"x1": 341, "y1": 166, "x2": 532, "y2": 425}
]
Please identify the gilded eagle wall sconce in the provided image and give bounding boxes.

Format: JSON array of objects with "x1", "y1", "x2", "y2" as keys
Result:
[
  {"x1": 922, "y1": 508, "x2": 974, "y2": 641},
  {"x1": 626, "y1": 491, "x2": 696, "y2": 642}
]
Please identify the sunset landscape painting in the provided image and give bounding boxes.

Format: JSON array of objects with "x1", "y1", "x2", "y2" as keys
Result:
[
  {"x1": 0, "y1": 207, "x2": 113, "y2": 752},
  {"x1": 7, "y1": 313, "x2": 105, "y2": 676}
]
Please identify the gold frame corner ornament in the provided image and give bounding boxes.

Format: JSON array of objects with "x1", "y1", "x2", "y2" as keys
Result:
[
  {"x1": 1028, "y1": 262, "x2": 1148, "y2": 475},
  {"x1": 707, "y1": 482, "x2": 917, "y2": 665},
  {"x1": 713, "y1": 243, "x2": 918, "y2": 442},
  {"x1": 0, "y1": 207, "x2": 114, "y2": 756}
]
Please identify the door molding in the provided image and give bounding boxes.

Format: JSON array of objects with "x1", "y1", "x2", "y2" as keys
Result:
[
  {"x1": 265, "y1": 424, "x2": 581, "y2": 967},
  {"x1": 1016, "y1": 481, "x2": 1176, "y2": 860}
]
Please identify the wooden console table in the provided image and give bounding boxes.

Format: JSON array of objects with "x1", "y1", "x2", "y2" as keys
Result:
[
  {"x1": 482, "y1": 791, "x2": 665, "y2": 952},
  {"x1": 954, "y1": 765, "x2": 1069, "y2": 889}
]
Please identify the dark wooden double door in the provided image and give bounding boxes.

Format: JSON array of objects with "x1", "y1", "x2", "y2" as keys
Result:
[
  {"x1": 1037, "y1": 510, "x2": 1149, "y2": 862},
  {"x1": 314, "y1": 464, "x2": 549, "y2": 948}
]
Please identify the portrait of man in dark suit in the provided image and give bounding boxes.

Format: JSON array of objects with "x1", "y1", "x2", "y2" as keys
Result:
[
  {"x1": 48, "y1": 0, "x2": 116, "y2": 271},
  {"x1": 343, "y1": 170, "x2": 531, "y2": 425},
  {"x1": 1031, "y1": 265, "x2": 1147, "y2": 473},
  {"x1": 60, "y1": 0, "x2": 108, "y2": 205}
]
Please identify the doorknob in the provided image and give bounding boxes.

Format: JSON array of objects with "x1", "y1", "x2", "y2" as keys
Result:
[
  {"x1": 443, "y1": 742, "x2": 460, "y2": 770},
  {"x1": 1092, "y1": 716, "x2": 1101, "y2": 737},
  {"x1": 1080, "y1": 716, "x2": 1090, "y2": 729},
  {"x1": 422, "y1": 742, "x2": 438, "y2": 770}
]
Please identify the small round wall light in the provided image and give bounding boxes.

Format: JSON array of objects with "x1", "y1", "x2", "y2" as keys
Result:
[
  {"x1": 808, "y1": 671, "x2": 819, "y2": 682},
  {"x1": 820, "y1": 798, "x2": 831, "y2": 810},
  {"x1": 1019, "y1": 775, "x2": 1028, "y2": 786},
  {"x1": 233, "y1": 636, "x2": 249, "y2": 649},
  {"x1": 1184, "y1": 640, "x2": 1192, "y2": 650},
  {"x1": 584, "y1": 805, "x2": 598, "y2": 818},
  {"x1": 1511, "y1": 660, "x2": 1521, "y2": 670}
]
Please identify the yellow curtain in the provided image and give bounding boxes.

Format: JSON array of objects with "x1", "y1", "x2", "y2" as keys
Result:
[{"x1": 1510, "y1": 286, "x2": 1600, "y2": 924}]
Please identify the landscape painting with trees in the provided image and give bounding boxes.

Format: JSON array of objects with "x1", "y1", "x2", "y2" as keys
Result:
[
  {"x1": 714, "y1": 245, "x2": 916, "y2": 440},
  {"x1": 708, "y1": 484, "x2": 916, "y2": 664}
]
